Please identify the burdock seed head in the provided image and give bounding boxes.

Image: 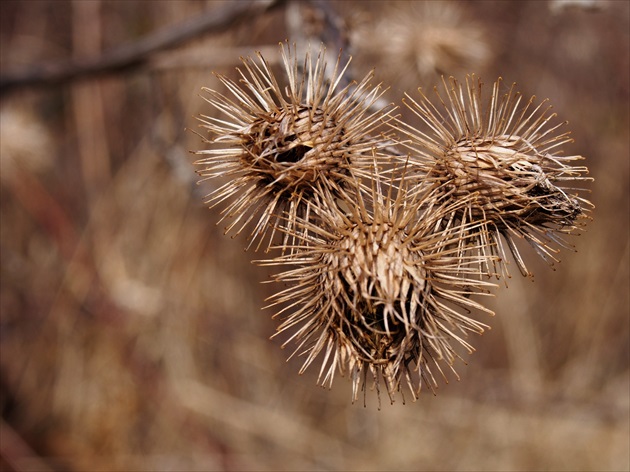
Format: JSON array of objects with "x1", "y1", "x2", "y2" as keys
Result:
[
  {"x1": 393, "y1": 75, "x2": 593, "y2": 277},
  {"x1": 257, "y1": 165, "x2": 496, "y2": 406},
  {"x1": 352, "y1": 1, "x2": 492, "y2": 94},
  {"x1": 194, "y1": 42, "x2": 395, "y2": 251}
]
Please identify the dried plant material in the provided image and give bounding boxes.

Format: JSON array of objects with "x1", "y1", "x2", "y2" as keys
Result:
[
  {"x1": 393, "y1": 75, "x2": 592, "y2": 277},
  {"x1": 257, "y1": 166, "x2": 496, "y2": 405},
  {"x1": 192, "y1": 43, "x2": 594, "y2": 404},
  {"x1": 194, "y1": 42, "x2": 395, "y2": 251},
  {"x1": 0, "y1": 102, "x2": 54, "y2": 181},
  {"x1": 352, "y1": 1, "x2": 492, "y2": 94}
]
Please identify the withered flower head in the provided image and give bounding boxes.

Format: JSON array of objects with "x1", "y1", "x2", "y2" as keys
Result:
[
  {"x1": 257, "y1": 166, "x2": 496, "y2": 405},
  {"x1": 352, "y1": 1, "x2": 492, "y2": 95},
  {"x1": 194, "y1": 42, "x2": 394, "y2": 251},
  {"x1": 393, "y1": 75, "x2": 592, "y2": 277}
]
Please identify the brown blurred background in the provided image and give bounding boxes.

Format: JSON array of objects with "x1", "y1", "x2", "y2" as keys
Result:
[{"x1": 0, "y1": 1, "x2": 628, "y2": 470}]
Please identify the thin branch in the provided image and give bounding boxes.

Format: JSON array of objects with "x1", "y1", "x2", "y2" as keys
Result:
[{"x1": 0, "y1": 0, "x2": 284, "y2": 95}]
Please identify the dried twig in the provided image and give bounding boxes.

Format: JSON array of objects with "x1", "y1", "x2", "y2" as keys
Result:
[{"x1": 0, "y1": 0, "x2": 283, "y2": 95}]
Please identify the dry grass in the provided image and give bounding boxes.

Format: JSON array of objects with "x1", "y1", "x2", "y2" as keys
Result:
[{"x1": 1, "y1": 1, "x2": 628, "y2": 471}]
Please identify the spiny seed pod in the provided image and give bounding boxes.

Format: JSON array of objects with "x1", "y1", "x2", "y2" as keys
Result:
[
  {"x1": 257, "y1": 166, "x2": 496, "y2": 406},
  {"x1": 194, "y1": 42, "x2": 395, "y2": 251},
  {"x1": 352, "y1": 1, "x2": 492, "y2": 95},
  {"x1": 392, "y1": 75, "x2": 592, "y2": 277}
]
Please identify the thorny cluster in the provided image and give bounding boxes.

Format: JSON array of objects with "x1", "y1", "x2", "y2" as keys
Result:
[{"x1": 193, "y1": 42, "x2": 592, "y2": 405}]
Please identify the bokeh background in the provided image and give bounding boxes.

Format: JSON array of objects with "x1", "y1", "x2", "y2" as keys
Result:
[{"x1": 1, "y1": 1, "x2": 628, "y2": 470}]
